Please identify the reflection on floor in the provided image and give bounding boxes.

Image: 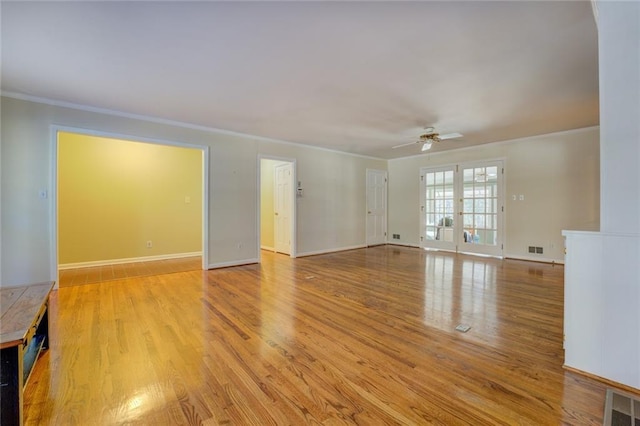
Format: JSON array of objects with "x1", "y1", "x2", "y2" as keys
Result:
[
  {"x1": 58, "y1": 256, "x2": 201, "y2": 287},
  {"x1": 29, "y1": 246, "x2": 625, "y2": 424}
]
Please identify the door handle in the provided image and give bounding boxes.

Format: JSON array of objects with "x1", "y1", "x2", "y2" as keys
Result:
[
  {"x1": 275, "y1": 212, "x2": 279, "y2": 216},
  {"x1": 368, "y1": 211, "x2": 372, "y2": 214}
]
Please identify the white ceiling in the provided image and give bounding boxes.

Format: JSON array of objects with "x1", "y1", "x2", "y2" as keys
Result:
[{"x1": 1, "y1": 1, "x2": 599, "y2": 159}]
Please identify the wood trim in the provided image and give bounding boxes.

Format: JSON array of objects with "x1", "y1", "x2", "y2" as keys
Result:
[
  {"x1": 563, "y1": 365, "x2": 640, "y2": 396},
  {"x1": 58, "y1": 252, "x2": 202, "y2": 270}
]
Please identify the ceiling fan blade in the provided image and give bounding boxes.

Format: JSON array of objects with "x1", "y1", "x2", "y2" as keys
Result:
[
  {"x1": 439, "y1": 132, "x2": 463, "y2": 140},
  {"x1": 392, "y1": 141, "x2": 419, "y2": 149}
]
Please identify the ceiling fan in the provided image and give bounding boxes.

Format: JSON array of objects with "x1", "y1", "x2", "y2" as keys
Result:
[{"x1": 393, "y1": 127, "x2": 463, "y2": 151}]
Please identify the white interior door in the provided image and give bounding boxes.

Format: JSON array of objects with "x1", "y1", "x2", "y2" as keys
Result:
[
  {"x1": 366, "y1": 169, "x2": 387, "y2": 246},
  {"x1": 274, "y1": 163, "x2": 293, "y2": 255}
]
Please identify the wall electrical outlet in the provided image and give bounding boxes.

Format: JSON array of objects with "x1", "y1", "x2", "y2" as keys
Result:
[{"x1": 146, "y1": 241, "x2": 153, "y2": 248}]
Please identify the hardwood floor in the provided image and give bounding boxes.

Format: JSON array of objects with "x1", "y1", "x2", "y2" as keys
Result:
[
  {"x1": 58, "y1": 256, "x2": 201, "y2": 287},
  {"x1": 24, "y1": 246, "x2": 626, "y2": 424}
]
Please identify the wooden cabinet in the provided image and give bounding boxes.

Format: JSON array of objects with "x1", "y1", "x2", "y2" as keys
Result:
[{"x1": 1, "y1": 281, "x2": 55, "y2": 426}]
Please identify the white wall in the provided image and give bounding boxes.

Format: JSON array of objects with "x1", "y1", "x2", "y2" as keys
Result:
[
  {"x1": 0, "y1": 96, "x2": 386, "y2": 286},
  {"x1": 598, "y1": 1, "x2": 640, "y2": 234},
  {"x1": 256, "y1": 140, "x2": 385, "y2": 256},
  {"x1": 563, "y1": 1, "x2": 640, "y2": 390},
  {"x1": 388, "y1": 128, "x2": 600, "y2": 262}
]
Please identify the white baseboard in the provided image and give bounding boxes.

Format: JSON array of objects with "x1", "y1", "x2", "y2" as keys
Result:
[
  {"x1": 260, "y1": 245, "x2": 275, "y2": 252},
  {"x1": 296, "y1": 244, "x2": 367, "y2": 257},
  {"x1": 387, "y1": 242, "x2": 421, "y2": 248},
  {"x1": 504, "y1": 254, "x2": 564, "y2": 265},
  {"x1": 59, "y1": 251, "x2": 202, "y2": 270},
  {"x1": 207, "y1": 258, "x2": 259, "y2": 269}
]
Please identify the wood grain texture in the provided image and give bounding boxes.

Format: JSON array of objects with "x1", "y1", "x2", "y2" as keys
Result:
[
  {"x1": 58, "y1": 256, "x2": 201, "y2": 288},
  {"x1": 23, "y1": 247, "x2": 624, "y2": 424},
  {"x1": 1, "y1": 282, "x2": 54, "y2": 348}
]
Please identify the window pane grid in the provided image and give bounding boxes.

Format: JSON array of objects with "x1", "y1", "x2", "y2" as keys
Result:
[
  {"x1": 462, "y1": 167, "x2": 498, "y2": 246},
  {"x1": 424, "y1": 170, "x2": 455, "y2": 242}
]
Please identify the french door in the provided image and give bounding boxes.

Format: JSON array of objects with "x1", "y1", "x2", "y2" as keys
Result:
[{"x1": 420, "y1": 161, "x2": 504, "y2": 257}]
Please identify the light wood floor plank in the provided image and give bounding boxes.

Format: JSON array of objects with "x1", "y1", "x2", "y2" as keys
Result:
[
  {"x1": 23, "y1": 246, "x2": 634, "y2": 424},
  {"x1": 58, "y1": 256, "x2": 201, "y2": 288}
]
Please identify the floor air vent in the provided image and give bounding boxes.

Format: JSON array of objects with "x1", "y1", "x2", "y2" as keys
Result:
[{"x1": 603, "y1": 388, "x2": 640, "y2": 426}]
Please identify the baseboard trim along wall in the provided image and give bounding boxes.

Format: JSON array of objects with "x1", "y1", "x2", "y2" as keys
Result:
[
  {"x1": 387, "y1": 242, "x2": 421, "y2": 248},
  {"x1": 296, "y1": 244, "x2": 367, "y2": 258},
  {"x1": 208, "y1": 258, "x2": 260, "y2": 269},
  {"x1": 59, "y1": 251, "x2": 202, "y2": 270},
  {"x1": 504, "y1": 254, "x2": 565, "y2": 265}
]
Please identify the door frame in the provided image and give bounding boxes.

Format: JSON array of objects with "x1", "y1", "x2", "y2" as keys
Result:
[
  {"x1": 365, "y1": 168, "x2": 388, "y2": 246},
  {"x1": 457, "y1": 160, "x2": 505, "y2": 257},
  {"x1": 419, "y1": 164, "x2": 458, "y2": 252},
  {"x1": 50, "y1": 125, "x2": 210, "y2": 286},
  {"x1": 419, "y1": 159, "x2": 505, "y2": 257},
  {"x1": 258, "y1": 155, "x2": 297, "y2": 260}
]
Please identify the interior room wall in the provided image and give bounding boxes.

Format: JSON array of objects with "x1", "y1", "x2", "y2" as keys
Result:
[
  {"x1": 260, "y1": 158, "x2": 287, "y2": 250},
  {"x1": 0, "y1": 96, "x2": 387, "y2": 286},
  {"x1": 256, "y1": 141, "x2": 387, "y2": 256},
  {"x1": 388, "y1": 127, "x2": 600, "y2": 262},
  {"x1": 561, "y1": 0, "x2": 640, "y2": 390},
  {"x1": 58, "y1": 132, "x2": 202, "y2": 266}
]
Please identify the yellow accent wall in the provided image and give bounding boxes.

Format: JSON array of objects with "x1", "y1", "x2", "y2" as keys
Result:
[{"x1": 58, "y1": 132, "x2": 202, "y2": 264}]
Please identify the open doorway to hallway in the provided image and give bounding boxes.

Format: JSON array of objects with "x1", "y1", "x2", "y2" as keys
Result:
[
  {"x1": 259, "y1": 157, "x2": 296, "y2": 257},
  {"x1": 55, "y1": 130, "x2": 208, "y2": 286}
]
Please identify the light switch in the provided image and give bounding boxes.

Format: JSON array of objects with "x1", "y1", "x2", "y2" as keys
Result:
[{"x1": 519, "y1": 194, "x2": 525, "y2": 201}]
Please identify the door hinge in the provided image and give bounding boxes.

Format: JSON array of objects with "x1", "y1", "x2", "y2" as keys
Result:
[
  {"x1": 384, "y1": 232, "x2": 387, "y2": 236},
  {"x1": 421, "y1": 206, "x2": 424, "y2": 211},
  {"x1": 420, "y1": 236, "x2": 424, "y2": 241},
  {"x1": 501, "y1": 206, "x2": 504, "y2": 212},
  {"x1": 456, "y1": 165, "x2": 459, "y2": 172},
  {"x1": 502, "y1": 167, "x2": 504, "y2": 174},
  {"x1": 421, "y1": 175, "x2": 424, "y2": 181},
  {"x1": 501, "y1": 244, "x2": 504, "y2": 249}
]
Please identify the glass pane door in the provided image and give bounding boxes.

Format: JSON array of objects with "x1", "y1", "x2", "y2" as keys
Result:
[
  {"x1": 420, "y1": 161, "x2": 503, "y2": 257},
  {"x1": 460, "y1": 162, "x2": 503, "y2": 256},
  {"x1": 422, "y1": 167, "x2": 456, "y2": 251}
]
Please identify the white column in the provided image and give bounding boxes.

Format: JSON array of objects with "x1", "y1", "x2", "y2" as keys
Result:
[
  {"x1": 597, "y1": 0, "x2": 640, "y2": 233},
  {"x1": 563, "y1": 2, "x2": 640, "y2": 390}
]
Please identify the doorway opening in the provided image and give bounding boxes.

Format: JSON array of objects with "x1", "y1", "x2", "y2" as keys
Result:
[
  {"x1": 52, "y1": 127, "x2": 209, "y2": 286},
  {"x1": 259, "y1": 157, "x2": 296, "y2": 258}
]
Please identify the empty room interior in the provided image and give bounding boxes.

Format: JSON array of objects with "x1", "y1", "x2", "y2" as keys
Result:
[{"x1": 1, "y1": 1, "x2": 639, "y2": 425}]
